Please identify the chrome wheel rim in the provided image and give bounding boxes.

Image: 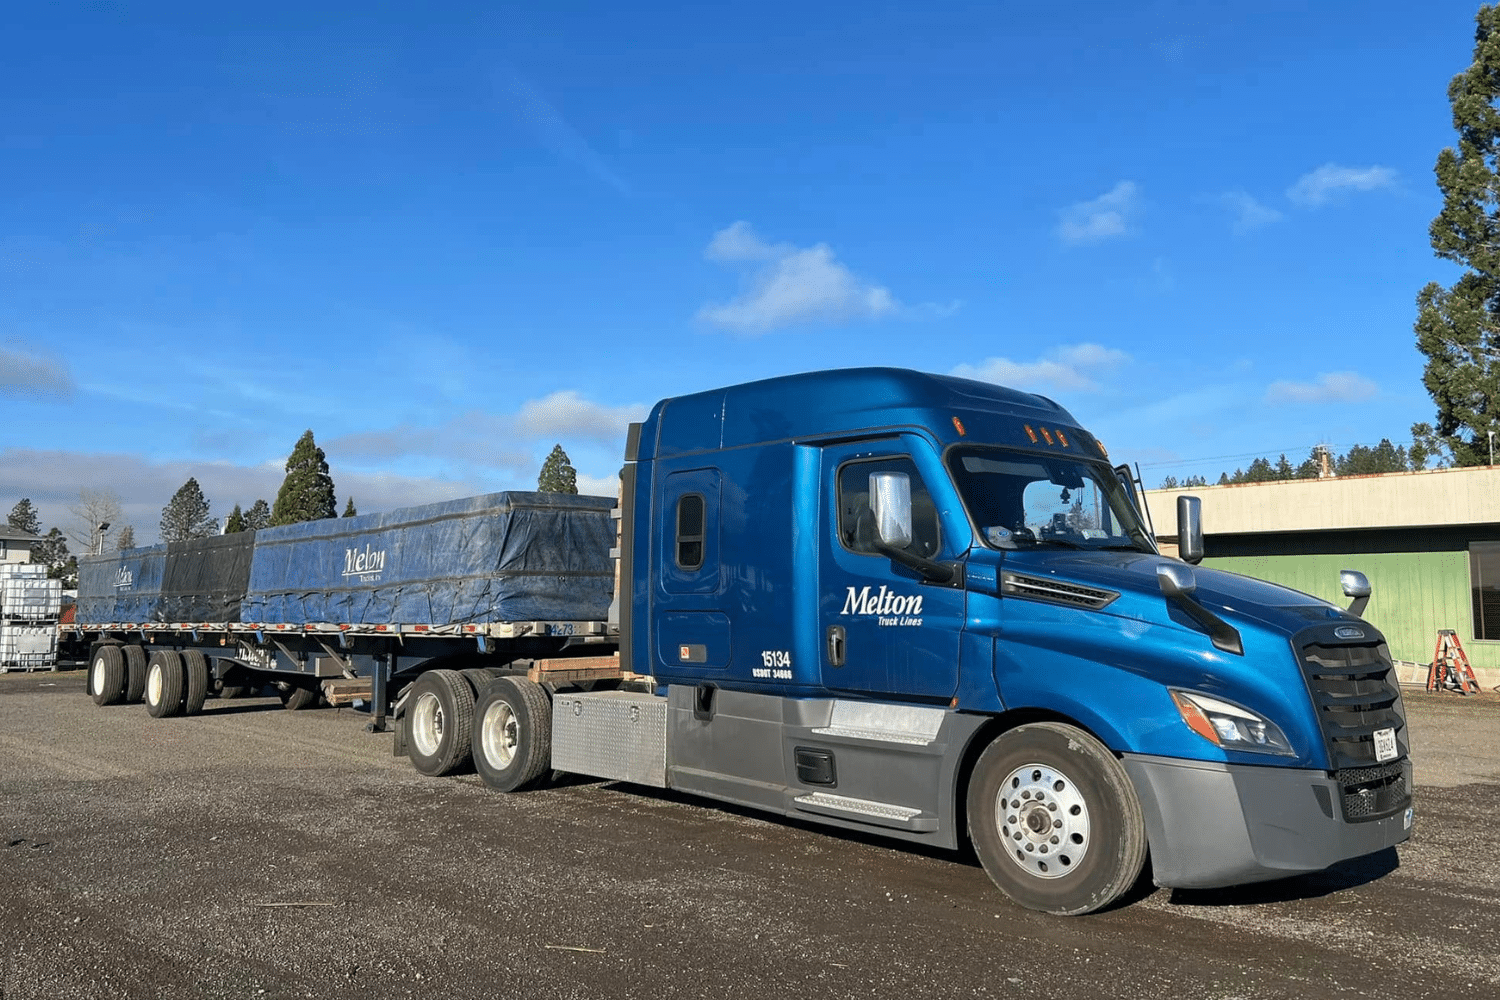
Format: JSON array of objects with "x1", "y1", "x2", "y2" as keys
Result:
[
  {"x1": 91, "y1": 659, "x2": 105, "y2": 696},
  {"x1": 411, "y1": 692, "x2": 443, "y2": 757},
  {"x1": 997, "y1": 762, "x2": 1091, "y2": 879},
  {"x1": 147, "y1": 664, "x2": 162, "y2": 705},
  {"x1": 481, "y1": 700, "x2": 518, "y2": 769}
]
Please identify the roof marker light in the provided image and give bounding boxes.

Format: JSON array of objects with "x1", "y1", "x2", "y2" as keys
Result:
[
  {"x1": 1096, "y1": 440, "x2": 1109, "y2": 458},
  {"x1": 952, "y1": 416, "x2": 966, "y2": 437},
  {"x1": 1056, "y1": 429, "x2": 1070, "y2": 448},
  {"x1": 1039, "y1": 427, "x2": 1055, "y2": 446},
  {"x1": 1024, "y1": 425, "x2": 1039, "y2": 443}
]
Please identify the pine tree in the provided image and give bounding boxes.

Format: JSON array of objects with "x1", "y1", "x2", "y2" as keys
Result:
[
  {"x1": 537, "y1": 444, "x2": 578, "y2": 494},
  {"x1": 271, "y1": 431, "x2": 337, "y2": 526},
  {"x1": 160, "y1": 477, "x2": 217, "y2": 543},
  {"x1": 1415, "y1": 5, "x2": 1500, "y2": 466},
  {"x1": 342, "y1": 498, "x2": 358, "y2": 518},
  {"x1": 1183, "y1": 475, "x2": 1208, "y2": 488},
  {"x1": 1274, "y1": 454, "x2": 1295, "y2": 480},
  {"x1": 1159, "y1": 475, "x2": 1180, "y2": 489},
  {"x1": 7, "y1": 498, "x2": 41, "y2": 536},
  {"x1": 116, "y1": 525, "x2": 136, "y2": 550},
  {"x1": 224, "y1": 504, "x2": 246, "y2": 533},
  {"x1": 32, "y1": 527, "x2": 70, "y2": 581},
  {"x1": 243, "y1": 499, "x2": 272, "y2": 531}
]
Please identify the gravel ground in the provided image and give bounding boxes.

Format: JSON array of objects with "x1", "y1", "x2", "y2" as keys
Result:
[{"x1": 1, "y1": 671, "x2": 1497, "y2": 1000}]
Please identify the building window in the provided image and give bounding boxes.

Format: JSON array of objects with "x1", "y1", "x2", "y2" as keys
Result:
[{"x1": 1472, "y1": 542, "x2": 1500, "y2": 641}]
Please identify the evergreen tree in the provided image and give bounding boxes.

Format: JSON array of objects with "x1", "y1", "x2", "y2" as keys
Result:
[
  {"x1": 1274, "y1": 454, "x2": 1295, "y2": 480},
  {"x1": 343, "y1": 498, "x2": 358, "y2": 518},
  {"x1": 1182, "y1": 475, "x2": 1208, "y2": 488},
  {"x1": 1415, "y1": 5, "x2": 1500, "y2": 466},
  {"x1": 7, "y1": 498, "x2": 41, "y2": 536},
  {"x1": 271, "y1": 431, "x2": 337, "y2": 526},
  {"x1": 537, "y1": 444, "x2": 579, "y2": 494},
  {"x1": 1159, "y1": 475, "x2": 1180, "y2": 489},
  {"x1": 32, "y1": 527, "x2": 72, "y2": 584},
  {"x1": 116, "y1": 525, "x2": 136, "y2": 550},
  {"x1": 1409, "y1": 422, "x2": 1450, "y2": 470},
  {"x1": 160, "y1": 477, "x2": 216, "y2": 543},
  {"x1": 1243, "y1": 457, "x2": 1276, "y2": 482},
  {"x1": 243, "y1": 499, "x2": 272, "y2": 531},
  {"x1": 224, "y1": 504, "x2": 246, "y2": 534}
]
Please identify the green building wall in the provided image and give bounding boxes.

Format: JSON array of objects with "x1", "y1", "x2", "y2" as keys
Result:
[{"x1": 1204, "y1": 551, "x2": 1500, "y2": 671}]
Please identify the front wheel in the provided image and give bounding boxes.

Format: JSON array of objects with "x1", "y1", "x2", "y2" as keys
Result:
[{"x1": 967, "y1": 722, "x2": 1147, "y2": 916}]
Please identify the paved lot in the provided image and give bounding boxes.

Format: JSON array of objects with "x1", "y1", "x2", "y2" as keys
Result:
[{"x1": 1, "y1": 671, "x2": 1498, "y2": 1000}]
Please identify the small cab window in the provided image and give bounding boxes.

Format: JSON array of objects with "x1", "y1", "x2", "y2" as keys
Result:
[
  {"x1": 676, "y1": 494, "x2": 705, "y2": 569},
  {"x1": 837, "y1": 457, "x2": 940, "y2": 559}
]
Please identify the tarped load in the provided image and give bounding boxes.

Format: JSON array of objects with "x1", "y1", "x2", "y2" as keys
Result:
[
  {"x1": 160, "y1": 532, "x2": 256, "y2": 622},
  {"x1": 76, "y1": 545, "x2": 168, "y2": 624},
  {"x1": 242, "y1": 491, "x2": 614, "y2": 625}
]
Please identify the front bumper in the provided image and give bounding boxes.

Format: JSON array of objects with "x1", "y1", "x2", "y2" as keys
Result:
[{"x1": 1122, "y1": 753, "x2": 1413, "y2": 889}]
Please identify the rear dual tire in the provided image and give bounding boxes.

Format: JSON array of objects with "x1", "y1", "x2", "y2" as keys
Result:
[
  {"x1": 406, "y1": 670, "x2": 475, "y2": 776},
  {"x1": 89, "y1": 646, "x2": 126, "y2": 706},
  {"x1": 145, "y1": 651, "x2": 186, "y2": 719},
  {"x1": 472, "y1": 677, "x2": 551, "y2": 792}
]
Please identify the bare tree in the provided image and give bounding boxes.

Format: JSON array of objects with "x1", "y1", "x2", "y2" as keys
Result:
[{"x1": 67, "y1": 488, "x2": 124, "y2": 554}]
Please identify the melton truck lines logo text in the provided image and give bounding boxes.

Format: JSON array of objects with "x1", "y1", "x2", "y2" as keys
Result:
[
  {"x1": 114, "y1": 567, "x2": 134, "y2": 590},
  {"x1": 840, "y1": 585, "x2": 923, "y2": 626},
  {"x1": 342, "y1": 545, "x2": 387, "y2": 580}
]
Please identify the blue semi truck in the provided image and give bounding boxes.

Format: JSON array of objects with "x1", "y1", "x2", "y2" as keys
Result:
[{"x1": 74, "y1": 367, "x2": 1412, "y2": 915}]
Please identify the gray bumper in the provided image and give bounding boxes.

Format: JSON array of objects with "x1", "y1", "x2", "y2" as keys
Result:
[{"x1": 1122, "y1": 754, "x2": 1413, "y2": 889}]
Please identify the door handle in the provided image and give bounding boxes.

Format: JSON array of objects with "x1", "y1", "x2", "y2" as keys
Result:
[{"x1": 826, "y1": 625, "x2": 846, "y2": 667}]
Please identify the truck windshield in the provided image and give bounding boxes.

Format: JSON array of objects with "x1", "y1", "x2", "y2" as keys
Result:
[{"x1": 945, "y1": 445, "x2": 1155, "y2": 553}]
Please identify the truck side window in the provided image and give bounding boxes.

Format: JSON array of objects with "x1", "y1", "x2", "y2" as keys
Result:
[
  {"x1": 838, "y1": 458, "x2": 940, "y2": 559},
  {"x1": 676, "y1": 494, "x2": 705, "y2": 569}
]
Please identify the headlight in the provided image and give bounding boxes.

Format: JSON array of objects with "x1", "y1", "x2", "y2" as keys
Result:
[{"x1": 1170, "y1": 689, "x2": 1294, "y2": 755}]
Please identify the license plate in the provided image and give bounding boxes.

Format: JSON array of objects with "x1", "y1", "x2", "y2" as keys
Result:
[{"x1": 1373, "y1": 727, "x2": 1398, "y2": 762}]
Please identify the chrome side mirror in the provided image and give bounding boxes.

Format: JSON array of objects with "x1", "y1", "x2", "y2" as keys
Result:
[
  {"x1": 1176, "y1": 495, "x2": 1204, "y2": 565},
  {"x1": 1340, "y1": 569, "x2": 1371, "y2": 618},
  {"x1": 869, "y1": 472, "x2": 913, "y2": 549}
]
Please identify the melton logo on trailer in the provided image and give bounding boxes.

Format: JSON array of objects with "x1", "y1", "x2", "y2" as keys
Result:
[
  {"x1": 342, "y1": 545, "x2": 387, "y2": 582},
  {"x1": 114, "y1": 567, "x2": 134, "y2": 590}
]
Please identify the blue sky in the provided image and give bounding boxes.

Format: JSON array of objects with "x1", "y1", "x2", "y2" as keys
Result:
[{"x1": 0, "y1": 1, "x2": 1486, "y2": 544}]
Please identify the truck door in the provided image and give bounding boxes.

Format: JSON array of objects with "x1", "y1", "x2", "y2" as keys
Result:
[{"x1": 817, "y1": 440, "x2": 963, "y2": 700}]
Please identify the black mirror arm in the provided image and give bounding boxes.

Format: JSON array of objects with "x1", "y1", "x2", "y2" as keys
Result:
[
  {"x1": 1164, "y1": 593, "x2": 1243, "y2": 655},
  {"x1": 874, "y1": 541, "x2": 959, "y2": 586}
]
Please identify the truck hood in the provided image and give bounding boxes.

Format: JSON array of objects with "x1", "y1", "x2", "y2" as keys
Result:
[{"x1": 997, "y1": 549, "x2": 1356, "y2": 636}]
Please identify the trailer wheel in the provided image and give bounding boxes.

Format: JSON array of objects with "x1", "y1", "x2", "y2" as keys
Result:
[
  {"x1": 472, "y1": 676, "x2": 551, "y2": 792},
  {"x1": 967, "y1": 722, "x2": 1147, "y2": 916},
  {"x1": 145, "y1": 650, "x2": 186, "y2": 719},
  {"x1": 281, "y1": 685, "x2": 319, "y2": 711},
  {"x1": 123, "y1": 646, "x2": 148, "y2": 703},
  {"x1": 460, "y1": 667, "x2": 502, "y2": 698},
  {"x1": 182, "y1": 651, "x2": 210, "y2": 716},
  {"x1": 406, "y1": 670, "x2": 475, "y2": 776},
  {"x1": 90, "y1": 646, "x2": 127, "y2": 706}
]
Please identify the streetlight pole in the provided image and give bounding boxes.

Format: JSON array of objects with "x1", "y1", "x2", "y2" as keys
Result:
[{"x1": 94, "y1": 521, "x2": 111, "y2": 556}]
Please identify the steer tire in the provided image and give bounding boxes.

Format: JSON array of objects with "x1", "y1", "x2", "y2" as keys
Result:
[
  {"x1": 182, "y1": 650, "x2": 210, "y2": 716},
  {"x1": 405, "y1": 669, "x2": 476, "y2": 777},
  {"x1": 967, "y1": 722, "x2": 1147, "y2": 916},
  {"x1": 145, "y1": 650, "x2": 186, "y2": 719},
  {"x1": 123, "y1": 646, "x2": 148, "y2": 703},
  {"x1": 472, "y1": 676, "x2": 552, "y2": 793},
  {"x1": 90, "y1": 646, "x2": 127, "y2": 706}
]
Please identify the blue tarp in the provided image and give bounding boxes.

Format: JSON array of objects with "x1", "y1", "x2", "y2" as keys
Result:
[
  {"x1": 243, "y1": 491, "x2": 614, "y2": 624},
  {"x1": 76, "y1": 545, "x2": 168, "y2": 623},
  {"x1": 74, "y1": 491, "x2": 616, "y2": 627}
]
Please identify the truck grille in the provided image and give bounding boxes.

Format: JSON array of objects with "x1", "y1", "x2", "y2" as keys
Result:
[
  {"x1": 1334, "y1": 762, "x2": 1407, "y2": 820},
  {"x1": 1295, "y1": 626, "x2": 1410, "y2": 821}
]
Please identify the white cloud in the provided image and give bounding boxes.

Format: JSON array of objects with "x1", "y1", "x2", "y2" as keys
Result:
[
  {"x1": 698, "y1": 222, "x2": 941, "y2": 334},
  {"x1": 0, "y1": 345, "x2": 75, "y2": 399},
  {"x1": 951, "y1": 343, "x2": 1132, "y2": 394},
  {"x1": 516, "y1": 390, "x2": 647, "y2": 442},
  {"x1": 1219, "y1": 190, "x2": 1283, "y2": 232},
  {"x1": 1057, "y1": 181, "x2": 1140, "y2": 245},
  {"x1": 1287, "y1": 164, "x2": 1397, "y2": 207},
  {"x1": 1264, "y1": 371, "x2": 1378, "y2": 405}
]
